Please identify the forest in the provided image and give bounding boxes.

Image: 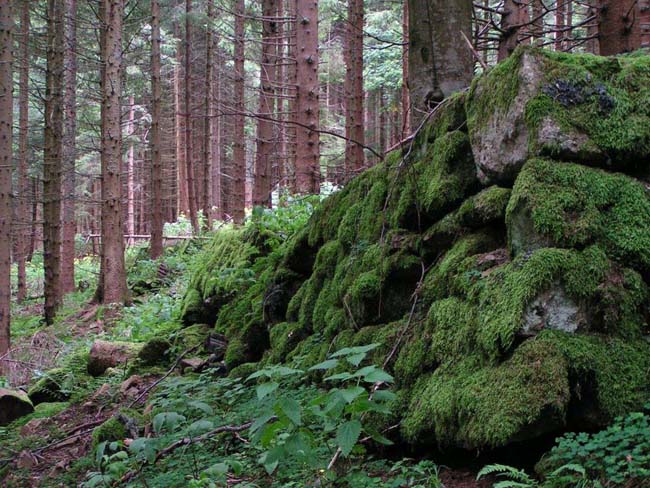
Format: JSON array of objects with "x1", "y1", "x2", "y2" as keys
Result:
[{"x1": 0, "y1": 0, "x2": 649, "y2": 486}]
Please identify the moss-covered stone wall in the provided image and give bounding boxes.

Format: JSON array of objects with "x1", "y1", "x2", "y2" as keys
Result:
[{"x1": 181, "y1": 47, "x2": 650, "y2": 451}]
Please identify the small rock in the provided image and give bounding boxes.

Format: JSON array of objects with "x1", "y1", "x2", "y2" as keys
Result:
[
  {"x1": 87, "y1": 340, "x2": 143, "y2": 377},
  {"x1": 179, "y1": 357, "x2": 206, "y2": 373},
  {"x1": 522, "y1": 284, "x2": 587, "y2": 336},
  {"x1": 119, "y1": 375, "x2": 143, "y2": 399}
]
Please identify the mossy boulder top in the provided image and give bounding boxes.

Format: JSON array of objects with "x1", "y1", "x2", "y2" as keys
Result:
[{"x1": 180, "y1": 47, "x2": 650, "y2": 451}]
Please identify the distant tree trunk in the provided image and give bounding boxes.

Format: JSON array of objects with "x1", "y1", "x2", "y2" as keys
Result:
[
  {"x1": 586, "y1": 0, "x2": 601, "y2": 54},
  {"x1": 230, "y1": 0, "x2": 246, "y2": 222},
  {"x1": 184, "y1": 0, "x2": 199, "y2": 232},
  {"x1": 401, "y1": 0, "x2": 410, "y2": 138},
  {"x1": 149, "y1": 0, "x2": 163, "y2": 259},
  {"x1": 344, "y1": 0, "x2": 364, "y2": 178},
  {"x1": 499, "y1": 0, "x2": 531, "y2": 60},
  {"x1": 212, "y1": 44, "x2": 223, "y2": 220},
  {"x1": 378, "y1": 87, "x2": 386, "y2": 155},
  {"x1": 43, "y1": 0, "x2": 65, "y2": 324},
  {"x1": 531, "y1": 0, "x2": 545, "y2": 47},
  {"x1": 294, "y1": 0, "x2": 320, "y2": 194},
  {"x1": 408, "y1": 0, "x2": 474, "y2": 128},
  {"x1": 174, "y1": 21, "x2": 188, "y2": 218},
  {"x1": 97, "y1": 0, "x2": 127, "y2": 304},
  {"x1": 0, "y1": 0, "x2": 12, "y2": 356},
  {"x1": 126, "y1": 96, "x2": 136, "y2": 243},
  {"x1": 203, "y1": 0, "x2": 215, "y2": 227},
  {"x1": 286, "y1": 0, "x2": 298, "y2": 192},
  {"x1": 61, "y1": 0, "x2": 77, "y2": 294},
  {"x1": 253, "y1": 0, "x2": 276, "y2": 208},
  {"x1": 598, "y1": 0, "x2": 641, "y2": 54},
  {"x1": 16, "y1": 0, "x2": 29, "y2": 303},
  {"x1": 555, "y1": 0, "x2": 566, "y2": 51}
]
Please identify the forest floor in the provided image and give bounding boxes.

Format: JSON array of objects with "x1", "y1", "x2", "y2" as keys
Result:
[{"x1": 0, "y1": 245, "x2": 498, "y2": 487}]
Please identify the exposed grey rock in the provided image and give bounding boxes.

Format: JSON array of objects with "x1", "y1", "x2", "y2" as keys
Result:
[{"x1": 522, "y1": 284, "x2": 587, "y2": 336}]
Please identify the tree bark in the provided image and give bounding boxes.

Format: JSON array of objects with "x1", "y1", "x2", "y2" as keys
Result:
[
  {"x1": 174, "y1": 20, "x2": 188, "y2": 218},
  {"x1": 97, "y1": 0, "x2": 127, "y2": 304},
  {"x1": 149, "y1": 0, "x2": 163, "y2": 259},
  {"x1": 43, "y1": 0, "x2": 65, "y2": 324},
  {"x1": 61, "y1": 0, "x2": 77, "y2": 294},
  {"x1": 598, "y1": 0, "x2": 641, "y2": 55},
  {"x1": 229, "y1": 0, "x2": 246, "y2": 222},
  {"x1": 294, "y1": 0, "x2": 320, "y2": 194},
  {"x1": 126, "y1": 95, "x2": 135, "y2": 244},
  {"x1": 344, "y1": 0, "x2": 364, "y2": 178},
  {"x1": 16, "y1": 0, "x2": 29, "y2": 303},
  {"x1": 184, "y1": 0, "x2": 199, "y2": 232},
  {"x1": 401, "y1": 0, "x2": 410, "y2": 139},
  {"x1": 407, "y1": 0, "x2": 474, "y2": 128},
  {"x1": 0, "y1": 0, "x2": 12, "y2": 356},
  {"x1": 203, "y1": 0, "x2": 214, "y2": 228},
  {"x1": 253, "y1": 0, "x2": 277, "y2": 207},
  {"x1": 499, "y1": 0, "x2": 531, "y2": 60}
]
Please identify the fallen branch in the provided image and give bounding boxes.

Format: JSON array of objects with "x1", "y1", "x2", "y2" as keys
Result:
[
  {"x1": 119, "y1": 420, "x2": 254, "y2": 485},
  {"x1": 128, "y1": 345, "x2": 199, "y2": 408}
]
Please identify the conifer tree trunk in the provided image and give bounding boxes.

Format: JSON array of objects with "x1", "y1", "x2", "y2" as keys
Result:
[
  {"x1": 203, "y1": 0, "x2": 214, "y2": 228},
  {"x1": 184, "y1": 0, "x2": 199, "y2": 232},
  {"x1": 499, "y1": 0, "x2": 531, "y2": 60},
  {"x1": 43, "y1": 0, "x2": 65, "y2": 324},
  {"x1": 0, "y1": 0, "x2": 12, "y2": 356},
  {"x1": 294, "y1": 0, "x2": 320, "y2": 194},
  {"x1": 598, "y1": 0, "x2": 641, "y2": 54},
  {"x1": 126, "y1": 96, "x2": 136, "y2": 243},
  {"x1": 344, "y1": 0, "x2": 364, "y2": 178},
  {"x1": 254, "y1": 0, "x2": 276, "y2": 207},
  {"x1": 401, "y1": 0, "x2": 410, "y2": 139},
  {"x1": 408, "y1": 0, "x2": 473, "y2": 128},
  {"x1": 230, "y1": 0, "x2": 246, "y2": 222},
  {"x1": 16, "y1": 0, "x2": 29, "y2": 303},
  {"x1": 61, "y1": 0, "x2": 77, "y2": 294},
  {"x1": 174, "y1": 21, "x2": 188, "y2": 218},
  {"x1": 150, "y1": 0, "x2": 163, "y2": 259},
  {"x1": 97, "y1": 0, "x2": 127, "y2": 304}
]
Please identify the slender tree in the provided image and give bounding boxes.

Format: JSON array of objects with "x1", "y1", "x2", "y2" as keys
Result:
[
  {"x1": 16, "y1": 0, "x2": 29, "y2": 303},
  {"x1": 0, "y1": 0, "x2": 12, "y2": 356},
  {"x1": 253, "y1": 0, "x2": 277, "y2": 207},
  {"x1": 499, "y1": 0, "x2": 531, "y2": 60},
  {"x1": 294, "y1": 0, "x2": 320, "y2": 194},
  {"x1": 97, "y1": 0, "x2": 127, "y2": 304},
  {"x1": 184, "y1": 0, "x2": 199, "y2": 232},
  {"x1": 344, "y1": 0, "x2": 364, "y2": 177},
  {"x1": 61, "y1": 0, "x2": 77, "y2": 294},
  {"x1": 203, "y1": 0, "x2": 215, "y2": 227},
  {"x1": 150, "y1": 0, "x2": 163, "y2": 259},
  {"x1": 407, "y1": 0, "x2": 474, "y2": 128},
  {"x1": 229, "y1": 0, "x2": 246, "y2": 221},
  {"x1": 401, "y1": 0, "x2": 410, "y2": 139},
  {"x1": 43, "y1": 0, "x2": 65, "y2": 324}
]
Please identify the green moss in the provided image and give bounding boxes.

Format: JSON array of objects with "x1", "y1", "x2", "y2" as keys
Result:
[
  {"x1": 138, "y1": 337, "x2": 171, "y2": 366},
  {"x1": 172, "y1": 324, "x2": 210, "y2": 353},
  {"x1": 507, "y1": 159, "x2": 650, "y2": 274},
  {"x1": 92, "y1": 417, "x2": 128, "y2": 448},
  {"x1": 403, "y1": 338, "x2": 570, "y2": 448},
  {"x1": 28, "y1": 369, "x2": 72, "y2": 405},
  {"x1": 228, "y1": 362, "x2": 260, "y2": 379}
]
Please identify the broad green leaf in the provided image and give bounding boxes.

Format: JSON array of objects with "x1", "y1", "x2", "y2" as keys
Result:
[
  {"x1": 256, "y1": 382, "x2": 279, "y2": 399},
  {"x1": 308, "y1": 359, "x2": 339, "y2": 371},
  {"x1": 280, "y1": 398, "x2": 302, "y2": 426},
  {"x1": 187, "y1": 400, "x2": 214, "y2": 415},
  {"x1": 336, "y1": 420, "x2": 362, "y2": 457},
  {"x1": 330, "y1": 344, "x2": 380, "y2": 358},
  {"x1": 345, "y1": 353, "x2": 367, "y2": 367},
  {"x1": 372, "y1": 389, "x2": 397, "y2": 403},
  {"x1": 324, "y1": 372, "x2": 354, "y2": 382},
  {"x1": 363, "y1": 369, "x2": 394, "y2": 384},
  {"x1": 188, "y1": 419, "x2": 215, "y2": 435},
  {"x1": 338, "y1": 386, "x2": 366, "y2": 404},
  {"x1": 250, "y1": 410, "x2": 275, "y2": 433}
]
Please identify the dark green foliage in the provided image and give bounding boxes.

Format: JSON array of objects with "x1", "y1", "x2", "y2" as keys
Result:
[{"x1": 537, "y1": 406, "x2": 650, "y2": 486}]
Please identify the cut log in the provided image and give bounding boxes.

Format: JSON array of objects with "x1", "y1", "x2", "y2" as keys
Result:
[
  {"x1": 87, "y1": 340, "x2": 142, "y2": 377},
  {"x1": 0, "y1": 388, "x2": 35, "y2": 426}
]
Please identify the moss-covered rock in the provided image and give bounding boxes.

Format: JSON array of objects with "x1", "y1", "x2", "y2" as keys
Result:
[
  {"x1": 87, "y1": 340, "x2": 143, "y2": 377},
  {"x1": 467, "y1": 47, "x2": 650, "y2": 184},
  {"x1": 180, "y1": 48, "x2": 650, "y2": 451},
  {"x1": 28, "y1": 369, "x2": 72, "y2": 405}
]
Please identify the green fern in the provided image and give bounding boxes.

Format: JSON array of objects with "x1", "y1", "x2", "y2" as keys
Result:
[{"x1": 477, "y1": 464, "x2": 538, "y2": 488}]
